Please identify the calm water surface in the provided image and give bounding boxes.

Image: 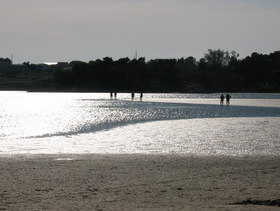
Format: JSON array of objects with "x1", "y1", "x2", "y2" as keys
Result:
[{"x1": 0, "y1": 91, "x2": 280, "y2": 155}]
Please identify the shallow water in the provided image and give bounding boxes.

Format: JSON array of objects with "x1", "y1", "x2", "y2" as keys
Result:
[{"x1": 0, "y1": 91, "x2": 280, "y2": 155}]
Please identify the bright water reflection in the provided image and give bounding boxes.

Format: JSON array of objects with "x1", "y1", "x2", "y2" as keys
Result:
[{"x1": 0, "y1": 91, "x2": 280, "y2": 155}]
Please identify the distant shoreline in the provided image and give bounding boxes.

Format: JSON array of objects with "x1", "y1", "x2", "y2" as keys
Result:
[
  {"x1": 1, "y1": 50, "x2": 280, "y2": 93},
  {"x1": 0, "y1": 88, "x2": 280, "y2": 94}
]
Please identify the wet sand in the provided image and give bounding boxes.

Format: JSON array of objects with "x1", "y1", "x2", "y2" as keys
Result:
[{"x1": 0, "y1": 154, "x2": 279, "y2": 210}]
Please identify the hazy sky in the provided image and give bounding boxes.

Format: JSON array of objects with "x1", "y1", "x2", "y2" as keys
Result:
[{"x1": 1, "y1": 0, "x2": 280, "y2": 63}]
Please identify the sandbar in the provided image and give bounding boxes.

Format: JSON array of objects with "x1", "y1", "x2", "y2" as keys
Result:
[{"x1": 0, "y1": 154, "x2": 279, "y2": 210}]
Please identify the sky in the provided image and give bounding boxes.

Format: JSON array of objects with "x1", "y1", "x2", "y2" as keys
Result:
[{"x1": 1, "y1": 0, "x2": 280, "y2": 64}]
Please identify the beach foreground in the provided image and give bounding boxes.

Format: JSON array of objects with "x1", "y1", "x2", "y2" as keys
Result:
[{"x1": 0, "y1": 154, "x2": 279, "y2": 210}]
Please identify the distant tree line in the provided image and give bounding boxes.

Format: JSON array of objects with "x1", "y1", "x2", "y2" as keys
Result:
[
  {"x1": 2, "y1": 49, "x2": 279, "y2": 92},
  {"x1": 54, "y1": 50, "x2": 280, "y2": 92}
]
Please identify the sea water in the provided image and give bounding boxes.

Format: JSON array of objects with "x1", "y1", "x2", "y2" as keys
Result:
[{"x1": 0, "y1": 91, "x2": 279, "y2": 156}]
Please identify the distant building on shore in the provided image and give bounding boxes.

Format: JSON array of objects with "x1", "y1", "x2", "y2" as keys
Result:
[{"x1": 56, "y1": 62, "x2": 72, "y2": 70}]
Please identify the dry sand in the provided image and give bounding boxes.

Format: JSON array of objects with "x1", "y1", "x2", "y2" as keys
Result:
[{"x1": 0, "y1": 154, "x2": 279, "y2": 210}]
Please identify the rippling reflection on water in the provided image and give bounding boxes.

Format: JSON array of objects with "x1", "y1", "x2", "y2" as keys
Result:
[{"x1": 0, "y1": 91, "x2": 280, "y2": 155}]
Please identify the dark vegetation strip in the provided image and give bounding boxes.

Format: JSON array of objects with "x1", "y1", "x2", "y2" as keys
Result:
[{"x1": 1, "y1": 49, "x2": 280, "y2": 92}]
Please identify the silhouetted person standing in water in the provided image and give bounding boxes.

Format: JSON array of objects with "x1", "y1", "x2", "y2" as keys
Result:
[
  {"x1": 131, "y1": 92, "x2": 135, "y2": 100},
  {"x1": 114, "y1": 92, "x2": 117, "y2": 99},
  {"x1": 140, "y1": 92, "x2": 143, "y2": 101},
  {"x1": 110, "y1": 92, "x2": 113, "y2": 99},
  {"x1": 226, "y1": 94, "x2": 231, "y2": 106},
  {"x1": 220, "y1": 94, "x2": 224, "y2": 106}
]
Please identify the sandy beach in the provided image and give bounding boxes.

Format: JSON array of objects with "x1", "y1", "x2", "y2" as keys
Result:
[{"x1": 0, "y1": 154, "x2": 279, "y2": 210}]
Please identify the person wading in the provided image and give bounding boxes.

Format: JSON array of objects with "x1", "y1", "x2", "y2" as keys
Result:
[
  {"x1": 220, "y1": 94, "x2": 225, "y2": 106},
  {"x1": 226, "y1": 94, "x2": 231, "y2": 106}
]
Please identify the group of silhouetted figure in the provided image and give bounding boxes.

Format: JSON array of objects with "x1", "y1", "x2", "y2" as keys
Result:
[
  {"x1": 110, "y1": 92, "x2": 117, "y2": 99},
  {"x1": 110, "y1": 92, "x2": 231, "y2": 105},
  {"x1": 110, "y1": 92, "x2": 143, "y2": 100},
  {"x1": 220, "y1": 94, "x2": 231, "y2": 106}
]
